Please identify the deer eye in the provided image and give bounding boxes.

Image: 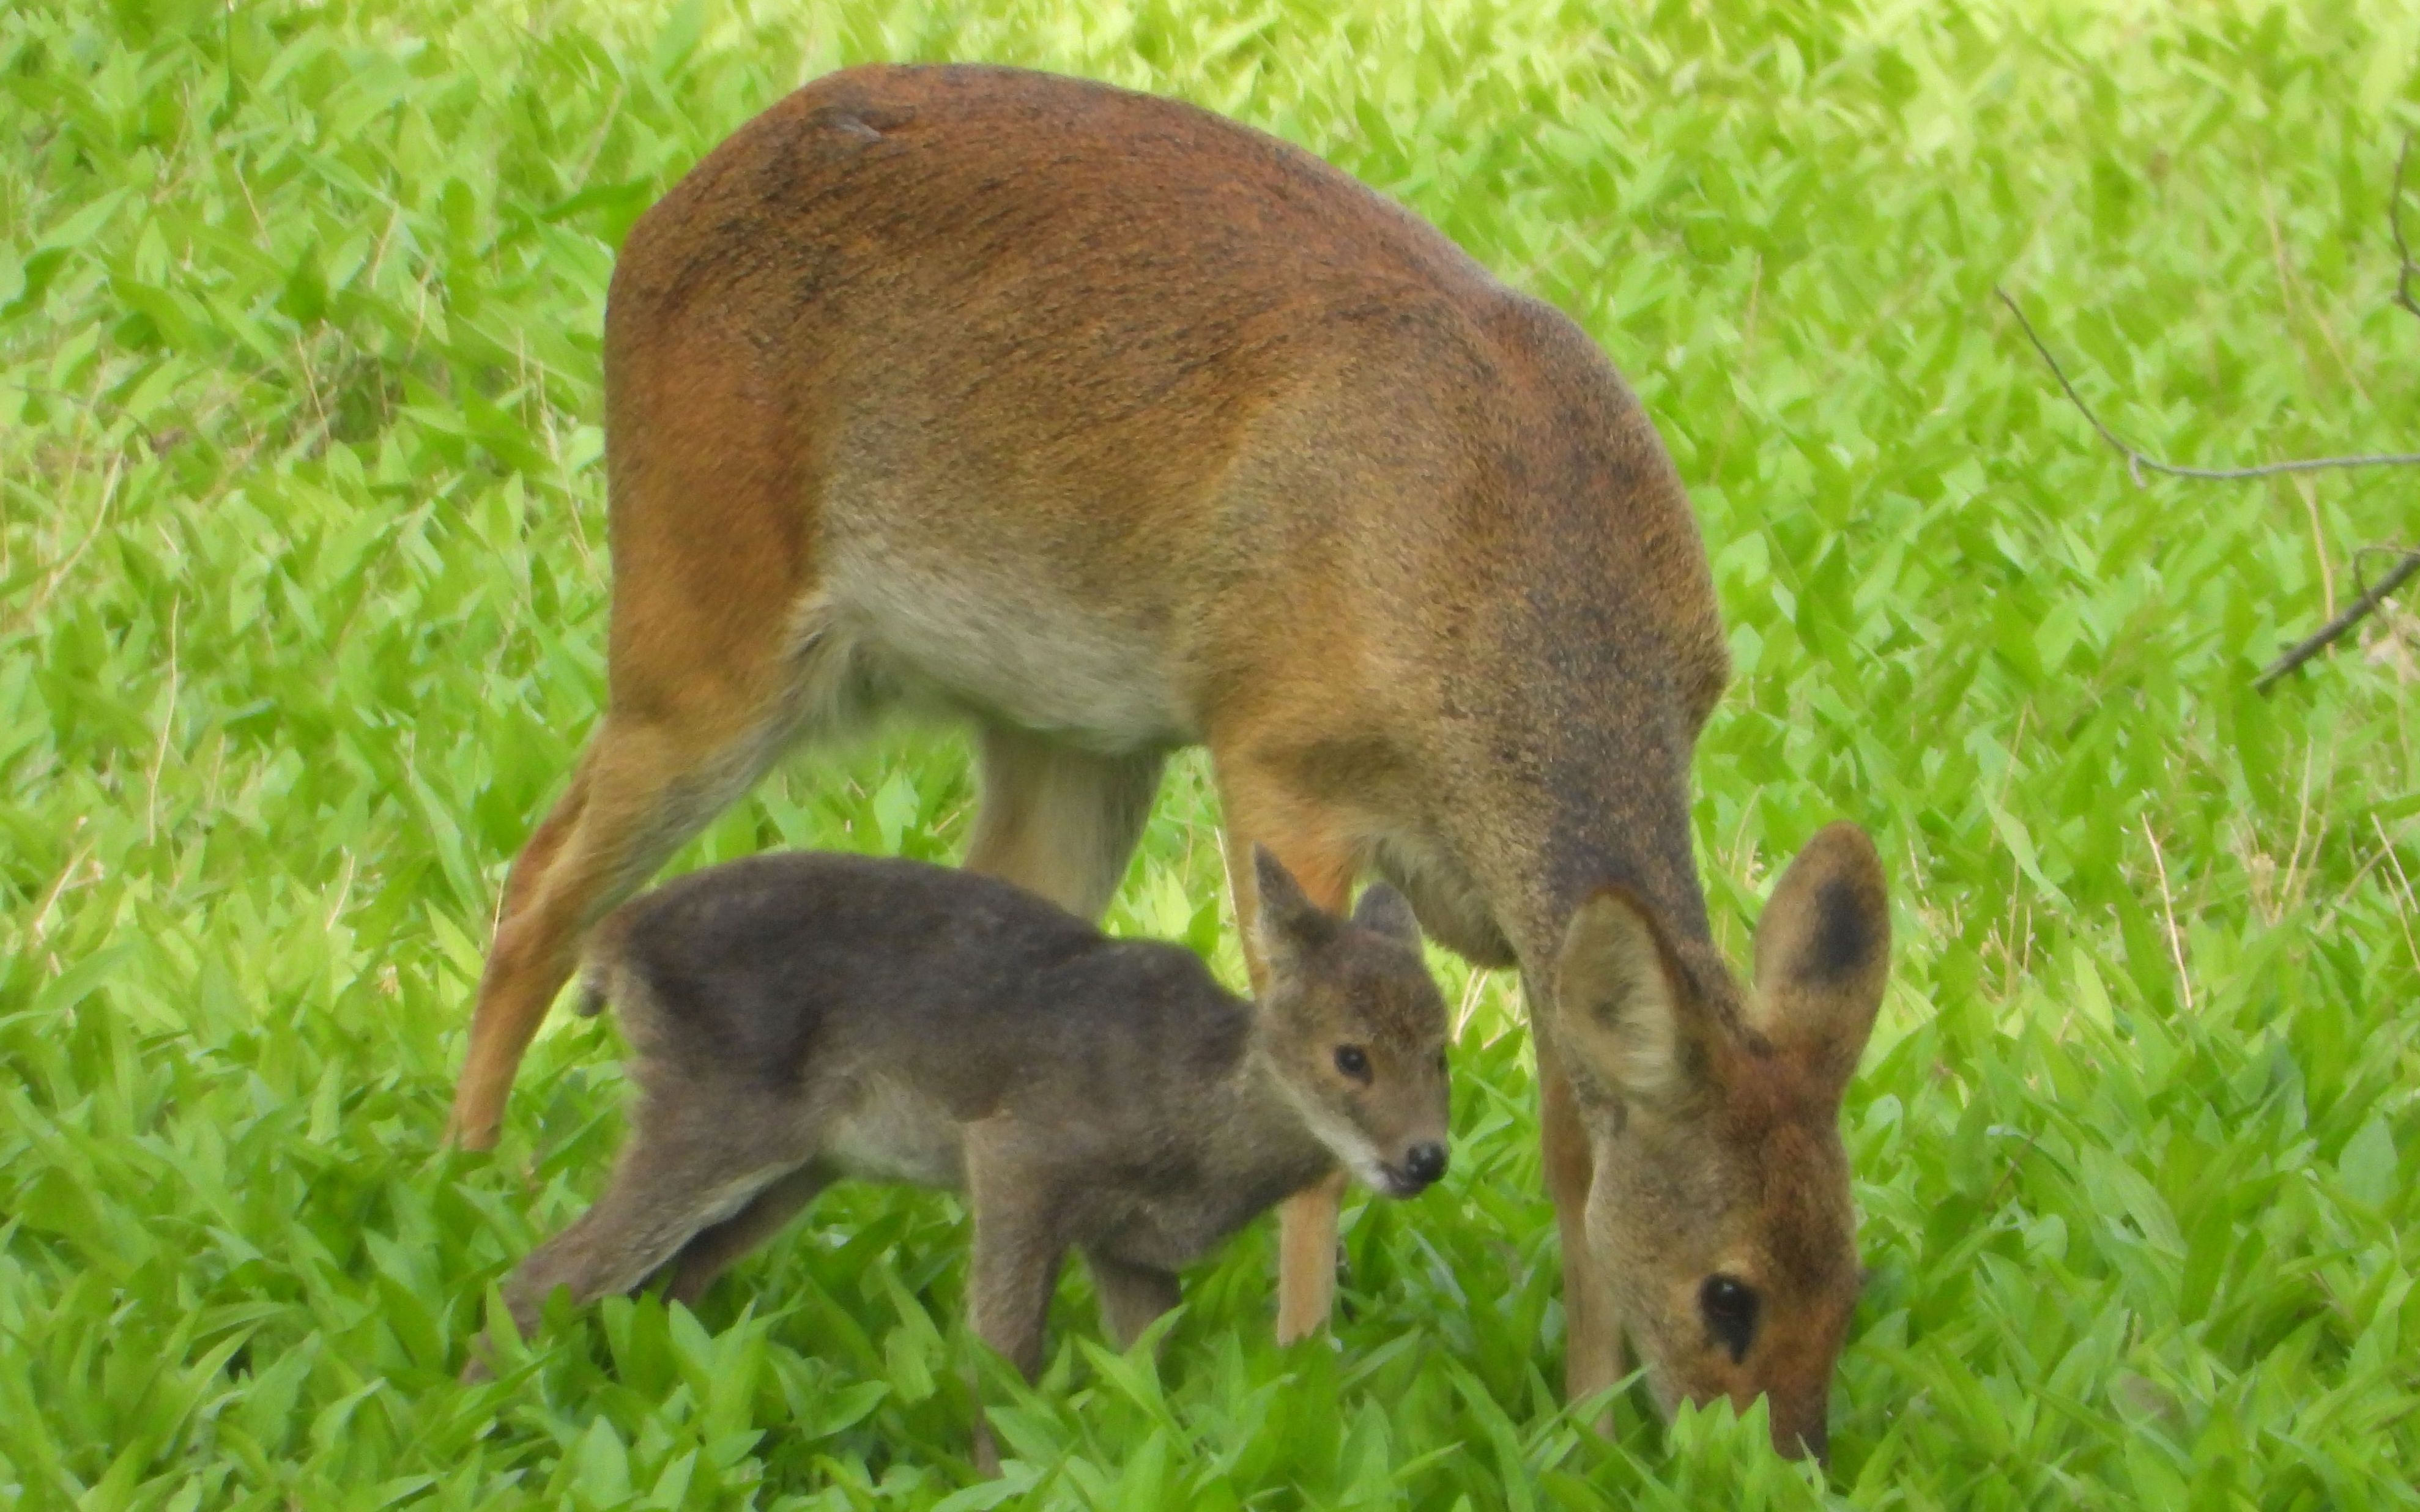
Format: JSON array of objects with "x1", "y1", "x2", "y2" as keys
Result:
[
  {"x1": 1334, "y1": 1045, "x2": 1371, "y2": 1081},
  {"x1": 1700, "y1": 1274, "x2": 1759, "y2": 1363}
]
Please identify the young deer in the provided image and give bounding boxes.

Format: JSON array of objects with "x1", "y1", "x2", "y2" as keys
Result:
[
  {"x1": 484, "y1": 848, "x2": 1450, "y2": 1466},
  {"x1": 450, "y1": 63, "x2": 1891, "y2": 1456}
]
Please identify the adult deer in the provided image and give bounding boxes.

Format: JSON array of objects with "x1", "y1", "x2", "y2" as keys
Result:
[{"x1": 448, "y1": 63, "x2": 1890, "y2": 1457}]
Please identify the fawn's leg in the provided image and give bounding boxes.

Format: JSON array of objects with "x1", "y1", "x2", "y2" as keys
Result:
[
  {"x1": 1085, "y1": 1249, "x2": 1182, "y2": 1351},
  {"x1": 963, "y1": 722, "x2": 1164, "y2": 921},
  {"x1": 664, "y1": 1163, "x2": 834, "y2": 1307},
  {"x1": 496, "y1": 1096, "x2": 808, "y2": 1343},
  {"x1": 1535, "y1": 1006, "x2": 1623, "y2": 1425},
  {"x1": 1212, "y1": 757, "x2": 1361, "y2": 1344},
  {"x1": 963, "y1": 1133, "x2": 1068, "y2": 1475}
]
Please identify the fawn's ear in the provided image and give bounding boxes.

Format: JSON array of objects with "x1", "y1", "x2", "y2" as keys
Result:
[
  {"x1": 1750, "y1": 821, "x2": 1891, "y2": 1095},
  {"x1": 1553, "y1": 888, "x2": 1701, "y2": 1110},
  {"x1": 1252, "y1": 846, "x2": 1335, "y2": 970},
  {"x1": 1350, "y1": 884, "x2": 1421, "y2": 951}
]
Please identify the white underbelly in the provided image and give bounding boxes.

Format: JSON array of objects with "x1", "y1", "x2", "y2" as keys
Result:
[
  {"x1": 828, "y1": 544, "x2": 1189, "y2": 750},
  {"x1": 824, "y1": 1077, "x2": 965, "y2": 1188}
]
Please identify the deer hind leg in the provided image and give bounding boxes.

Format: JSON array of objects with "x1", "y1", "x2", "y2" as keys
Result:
[
  {"x1": 663, "y1": 1163, "x2": 834, "y2": 1306},
  {"x1": 1212, "y1": 757, "x2": 1363, "y2": 1344},
  {"x1": 449, "y1": 330, "x2": 859, "y2": 1147},
  {"x1": 963, "y1": 722, "x2": 1164, "y2": 921},
  {"x1": 450, "y1": 705, "x2": 800, "y2": 1147},
  {"x1": 497, "y1": 1095, "x2": 811, "y2": 1343}
]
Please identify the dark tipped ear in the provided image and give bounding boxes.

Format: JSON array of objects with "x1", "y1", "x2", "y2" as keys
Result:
[
  {"x1": 1553, "y1": 889, "x2": 1699, "y2": 1109},
  {"x1": 1750, "y1": 821, "x2": 1890, "y2": 1092},
  {"x1": 1349, "y1": 884, "x2": 1420, "y2": 950},
  {"x1": 1252, "y1": 846, "x2": 1334, "y2": 967}
]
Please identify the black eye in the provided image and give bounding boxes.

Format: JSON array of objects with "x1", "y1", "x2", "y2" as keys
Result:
[
  {"x1": 1334, "y1": 1045, "x2": 1370, "y2": 1081},
  {"x1": 1700, "y1": 1274, "x2": 1759, "y2": 1364},
  {"x1": 1436, "y1": 1048, "x2": 1450, "y2": 1075}
]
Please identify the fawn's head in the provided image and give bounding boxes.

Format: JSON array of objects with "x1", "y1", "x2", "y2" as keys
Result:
[
  {"x1": 1548, "y1": 822, "x2": 1890, "y2": 1461},
  {"x1": 1250, "y1": 848, "x2": 1453, "y2": 1198}
]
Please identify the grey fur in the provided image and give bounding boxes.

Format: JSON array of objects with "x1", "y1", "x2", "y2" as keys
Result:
[{"x1": 483, "y1": 849, "x2": 1451, "y2": 1462}]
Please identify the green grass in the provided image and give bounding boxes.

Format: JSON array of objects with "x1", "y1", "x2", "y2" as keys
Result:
[{"x1": 5, "y1": 0, "x2": 2418, "y2": 1505}]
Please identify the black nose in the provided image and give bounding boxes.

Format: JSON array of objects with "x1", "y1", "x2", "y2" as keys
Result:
[{"x1": 1403, "y1": 1143, "x2": 1448, "y2": 1185}]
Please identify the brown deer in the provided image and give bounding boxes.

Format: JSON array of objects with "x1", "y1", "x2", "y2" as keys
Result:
[
  {"x1": 478, "y1": 847, "x2": 1450, "y2": 1470},
  {"x1": 448, "y1": 62, "x2": 1891, "y2": 1458}
]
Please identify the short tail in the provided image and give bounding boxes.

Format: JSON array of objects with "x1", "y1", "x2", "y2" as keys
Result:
[{"x1": 574, "y1": 905, "x2": 637, "y2": 1018}]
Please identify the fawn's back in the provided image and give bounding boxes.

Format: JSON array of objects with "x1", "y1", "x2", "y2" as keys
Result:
[{"x1": 590, "y1": 853, "x2": 1253, "y2": 1154}]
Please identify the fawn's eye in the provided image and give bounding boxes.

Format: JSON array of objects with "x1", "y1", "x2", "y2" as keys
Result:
[
  {"x1": 1436, "y1": 1048, "x2": 1450, "y2": 1075},
  {"x1": 1700, "y1": 1274, "x2": 1759, "y2": 1363},
  {"x1": 1334, "y1": 1045, "x2": 1371, "y2": 1081}
]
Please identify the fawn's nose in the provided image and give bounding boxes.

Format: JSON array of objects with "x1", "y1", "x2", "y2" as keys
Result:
[{"x1": 1403, "y1": 1142, "x2": 1449, "y2": 1187}]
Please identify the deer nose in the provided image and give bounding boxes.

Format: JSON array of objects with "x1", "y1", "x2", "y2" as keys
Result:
[{"x1": 1403, "y1": 1143, "x2": 1448, "y2": 1186}]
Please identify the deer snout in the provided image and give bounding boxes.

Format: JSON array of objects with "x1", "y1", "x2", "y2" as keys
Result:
[
  {"x1": 1375, "y1": 1140, "x2": 1447, "y2": 1196},
  {"x1": 1764, "y1": 1395, "x2": 1830, "y2": 1464}
]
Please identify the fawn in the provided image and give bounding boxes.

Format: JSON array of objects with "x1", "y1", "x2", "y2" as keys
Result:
[
  {"x1": 484, "y1": 847, "x2": 1451, "y2": 1463},
  {"x1": 449, "y1": 63, "x2": 1891, "y2": 1456}
]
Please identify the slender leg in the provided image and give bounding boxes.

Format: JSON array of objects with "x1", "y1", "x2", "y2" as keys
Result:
[
  {"x1": 664, "y1": 1164, "x2": 834, "y2": 1306},
  {"x1": 1537, "y1": 1012, "x2": 1622, "y2": 1426},
  {"x1": 1212, "y1": 755, "x2": 1361, "y2": 1343},
  {"x1": 494, "y1": 755, "x2": 593, "y2": 931},
  {"x1": 1271, "y1": 1169, "x2": 1350, "y2": 1344},
  {"x1": 962, "y1": 722, "x2": 1165, "y2": 921},
  {"x1": 1085, "y1": 1249, "x2": 1182, "y2": 1350},
  {"x1": 496, "y1": 1106, "x2": 806, "y2": 1343},
  {"x1": 449, "y1": 709, "x2": 799, "y2": 1147},
  {"x1": 450, "y1": 329, "x2": 852, "y2": 1151},
  {"x1": 962, "y1": 1131, "x2": 1069, "y2": 1475},
  {"x1": 964, "y1": 1215, "x2": 1064, "y2": 1475}
]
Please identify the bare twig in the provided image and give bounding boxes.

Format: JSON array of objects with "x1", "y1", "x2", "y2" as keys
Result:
[
  {"x1": 2293, "y1": 476, "x2": 2336, "y2": 618},
  {"x1": 2254, "y1": 546, "x2": 2420, "y2": 693},
  {"x1": 2142, "y1": 820, "x2": 2194, "y2": 1012},
  {"x1": 1994, "y1": 287, "x2": 2420, "y2": 483},
  {"x1": 2372, "y1": 815, "x2": 2420, "y2": 973},
  {"x1": 144, "y1": 595, "x2": 181, "y2": 847},
  {"x1": 1453, "y1": 967, "x2": 1490, "y2": 1041},
  {"x1": 2393, "y1": 133, "x2": 2419, "y2": 323},
  {"x1": 1980, "y1": 1126, "x2": 2043, "y2": 1212}
]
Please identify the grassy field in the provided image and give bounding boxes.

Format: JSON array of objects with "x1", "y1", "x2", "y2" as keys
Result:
[{"x1": 6, "y1": 0, "x2": 2419, "y2": 1505}]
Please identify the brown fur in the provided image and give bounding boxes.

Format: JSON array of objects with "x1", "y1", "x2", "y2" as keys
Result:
[
  {"x1": 448, "y1": 63, "x2": 1887, "y2": 1455},
  {"x1": 476, "y1": 848, "x2": 1450, "y2": 1469}
]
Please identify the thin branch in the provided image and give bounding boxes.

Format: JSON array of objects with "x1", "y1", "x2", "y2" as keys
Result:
[
  {"x1": 2393, "y1": 132, "x2": 2419, "y2": 323},
  {"x1": 2255, "y1": 545, "x2": 2420, "y2": 693},
  {"x1": 1994, "y1": 287, "x2": 2420, "y2": 483},
  {"x1": 2142, "y1": 819, "x2": 2194, "y2": 1013}
]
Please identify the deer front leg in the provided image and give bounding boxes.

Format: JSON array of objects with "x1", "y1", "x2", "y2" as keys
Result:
[
  {"x1": 963, "y1": 1135, "x2": 1067, "y2": 1474},
  {"x1": 1273, "y1": 1170, "x2": 1349, "y2": 1343},
  {"x1": 1086, "y1": 1249, "x2": 1182, "y2": 1350},
  {"x1": 1212, "y1": 762, "x2": 1362, "y2": 1344},
  {"x1": 1537, "y1": 1024, "x2": 1624, "y2": 1427}
]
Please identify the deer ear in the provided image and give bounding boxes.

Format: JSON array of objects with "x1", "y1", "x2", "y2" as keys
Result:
[
  {"x1": 1349, "y1": 884, "x2": 1421, "y2": 950},
  {"x1": 1553, "y1": 889, "x2": 1699, "y2": 1110},
  {"x1": 1252, "y1": 846, "x2": 1335, "y2": 969},
  {"x1": 1750, "y1": 822, "x2": 1891, "y2": 1093}
]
